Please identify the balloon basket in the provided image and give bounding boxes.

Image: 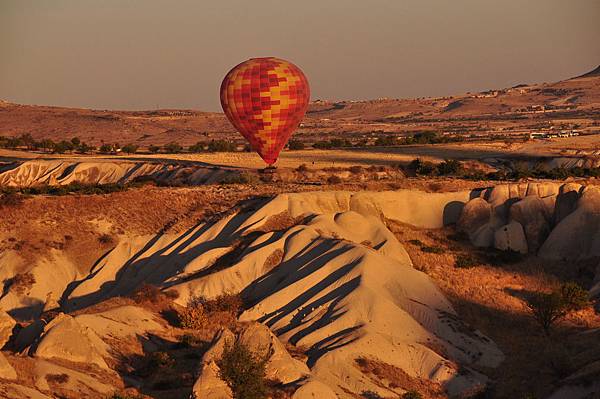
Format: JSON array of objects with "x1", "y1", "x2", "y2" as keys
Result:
[{"x1": 259, "y1": 166, "x2": 277, "y2": 174}]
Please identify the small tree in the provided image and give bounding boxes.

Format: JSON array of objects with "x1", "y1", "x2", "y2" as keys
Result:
[
  {"x1": 559, "y1": 282, "x2": 589, "y2": 311},
  {"x1": 99, "y1": 144, "x2": 113, "y2": 154},
  {"x1": 217, "y1": 340, "x2": 269, "y2": 399},
  {"x1": 164, "y1": 142, "x2": 182, "y2": 153},
  {"x1": 287, "y1": 139, "x2": 304, "y2": 150},
  {"x1": 402, "y1": 391, "x2": 423, "y2": 399},
  {"x1": 71, "y1": 137, "x2": 81, "y2": 146},
  {"x1": 526, "y1": 292, "x2": 567, "y2": 334},
  {"x1": 188, "y1": 141, "x2": 207, "y2": 153},
  {"x1": 148, "y1": 144, "x2": 160, "y2": 153},
  {"x1": 77, "y1": 142, "x2": 93, "y2": 154},
  {"x1": 121, "y1": 144, "x2": 139, "y2": 154}
]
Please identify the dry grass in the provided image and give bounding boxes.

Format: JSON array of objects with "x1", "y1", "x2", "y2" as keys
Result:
[
  {"x1": 355, "y1": 357, "x2": 446, "y2": 399},
  {"x1": 264, "y1": 249, "x2": 284, "y2": 271},
  {"x1": 387, "y1": 221, "x2": 600, "y2": 398},
  {"x1": 45, "y1": 373, "x2": 70, "y2": 384},
  {"x1": 179, "y1": 293, "x2": 243, "y2": 331},
  {"x1": 10, "y1": 272, "x2": 36, "y2": 295}
]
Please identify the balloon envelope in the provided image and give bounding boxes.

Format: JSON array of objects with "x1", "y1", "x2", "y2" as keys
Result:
[{"x1": 220, "y1": 57, "x2": 310, "y2": 165}]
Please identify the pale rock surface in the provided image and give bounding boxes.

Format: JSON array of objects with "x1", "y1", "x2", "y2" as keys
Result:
[
  {"x1": 539, "y1": 186, "x2": 600, "y2": 259},
  {"x1": 457, "y1": 198, "x2": 493, "y2": 247},
  {"x1": 494, "y1": 221, "x2": 528, "y2": 254},
  {"x1": 0, "y1": 352, "x2": 17, "y2": 380},
  {"x1": 291, "y1": 378, "x2": 338, "y2": 399},
  {"x1": 33, "y1": 359, "x2": 114, "y2": 395},
  {"x1": 192, "y1": 323, "x2": 311, "y2": 399},
  {"x1": 0, "y1": 159, "x2": 234, "y2": 187},
  {"x1": 191, "y1": 361, "x2": 233, "y2": 399},
  {"x1": 0, "y1": 383, "x2": 53, "y2": 399},
  {"x1": 509, "y1": 196, "x2": 552, "y2": 252},
  {"x1": 74, "y1": 305, "x2": 164, "y2": 339},
  {"x1": 32, "y1": 313, "x2": 110, "y2": 369},
  {"x1": 0, "y1": 309, "x2": 16, "y2": 348}
]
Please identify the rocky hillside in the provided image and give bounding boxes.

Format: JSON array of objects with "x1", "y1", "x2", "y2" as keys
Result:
[{"x1": 0, "y1": 186, "x2": 598, "y2": 398}]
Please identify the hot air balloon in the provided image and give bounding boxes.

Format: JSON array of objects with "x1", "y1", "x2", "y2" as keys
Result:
[{"x1": 220, "y1": 57, "x2": 310, "y2": 166}]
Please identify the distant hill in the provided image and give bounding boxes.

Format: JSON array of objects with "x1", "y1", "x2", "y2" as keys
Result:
[
  {"x1": 1, "y1": 69, "x2": 599, "y2": 147},
  {"x1": 574, "y1": 65, "x2": 600, "y2": 78}
]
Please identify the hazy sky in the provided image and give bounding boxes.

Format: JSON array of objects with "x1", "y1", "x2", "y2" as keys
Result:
[{"x1": 1, "y1": 0, "x2": 599, "y2": 112}]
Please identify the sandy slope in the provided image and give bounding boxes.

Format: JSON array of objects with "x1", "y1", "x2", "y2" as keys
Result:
[
  {"x1": 0, "y1": 189, "x2": 503, "y2": 398},
  {"x1": 1, "y1": 186, "x2": 598, "y2": 398}
]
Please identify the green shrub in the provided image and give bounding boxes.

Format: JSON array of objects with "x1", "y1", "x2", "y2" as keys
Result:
[
  {"x1": 163, "y1": 142, "x2": 183, "y2": 153},
  {"x1": 287, "y1": 139, "x2": 304, "y2": 150},
  {"x1": 106, "y1": 392, "x2": 143, "y2": 399},
  {"x1": 374, "y1": 136, "x2": 397, "y2": 146},
  {"x1": 349, "y1": 165, "x2": 363, "y2": 174},
  {"x1": 296, "y1": 163, "x2": 309, "y2": 173},
  {"x1": 217, "y1": 339, "x2": 269, "y2": 399},
  {"x1": 180, "y1": 294, "x2": 242, "y2": 329},
  {"x1": 402, "y1": 391, "x2": 423, "y2": 399},
  {"x1": 559, "y1": 282, "x2": 589, "y2": 311},
  {"x1": 189, "y1": 141, "x2": 207, "y2": 152},
  {"x1": 326, "y1": 175, "x2": 342, "y2": 184},
  {"x1": 99, "y1": 144, "x2": 113, "y2": 153},
  {"x1": 526, "y1": 292, "x2": 567, "y2": 334},
  {"x1": 148, "y1": 351, "x2": 175, "y2": 370},
  {"x1": 455, "y1": 254, "x2": 478, "y2": 269},
  {"x1": 208, "y1": 139, "x2": 237, "y2": 152},
  {"x1": 220, "y1": 172, "x2": 259, "y2": 185},
  {"x1": 436, "y1": 159, "x2": 463, "y2": 175},
  {"x1": 419, "y1": 245, "x2": 443, "y2": 254},
  {"x1": 148, "y1": 144, "x2": 160, "y2": 153},
  {"x1": 179, "y1": 301, "x2": 207, "y2": 329},
  {"x1": 121, "y1": 144, "x2": 138, "y2": 154},
  {"x1": 0, "y1": 192, "x2": 24, "y2": 208},
  {"x1": 312, "y1": 140, "x2": 332, "y2": 149}
]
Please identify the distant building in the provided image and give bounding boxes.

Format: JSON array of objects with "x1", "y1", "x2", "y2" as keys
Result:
[{"x1": 529, "y1": 132, "x2": 548, "y2": 139}]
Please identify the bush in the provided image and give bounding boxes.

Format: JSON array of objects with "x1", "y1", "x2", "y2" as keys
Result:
[
  {"x1": 420, "y1": 245, "x2": 444, "y2": 254},
  {"x1": 326, "y1": 175, "x2": 342, "y2": 184},
  {"x1": 164, "y1": 142, "x2": 183, "y2": 153},
  {"x1": 349, "y1": 165, "x2": 363, "y2": 174},
  {"x1": 374, "y1": 136, "x2": 397, "y2": 146},
  {"x1": 148, "y1": 145, "x2": 160, "y2": 153},
  {"x1": 46, "y1": 373, "x2": 69, "y2": 384},
  {"x1": 0, "y1": 192, "x2": 24, "y2": 208},
  {"x1": 455, "y1": 254, "x2": 478, "y2": 269},
  {"x1": 436, "y1": 159, "x2": 463, "y2": 175},
  {"x1": 98, "y1": 234, "x2": 115, "y2": 245},
  {"x1": 217, "y1": 339, "x2": 269, "y2": 399},
  {"x1": 408, "y1": 158, "x2": 436, "y2": 176},
  {"x1": 179, "y1": 301, "x2": 207, "y2": 329},
  {"x1": 129, "y1": 283, "x2": 171, "y2": 304},
  {"x1": 526, "y1": 292, "x2": 567, "y2": 334},
  {"x1": 287, "y1": 139, "x2": 304, "y2": 150},
  {"x1": 559, "y1": 282, "x2": 589, "y2": 311},
  {"x1": 220, "y1": 172, "x2": 259, "y2": 185},
  {"x1": 106, "y1": 394, "x2": 143, "y2": 399},
  {"x1": 402, "y1": 391, "x2": 423, "y2": 399},
  {"x1": 99, "y1": 144, "x2": 113, "y2": 153},
  {"x1": 180, "y1": 294, "x2": 243, "y2": 330},
  {"x1": 121, "y1": 144, "x2": 138, "y2": 154},
  {"x1": 189, "y1": 141, "x2": 207, "y2": 153},
  {"x1": 313, "y1": 140, "x2": 332, "y2": 149},
  {"x1": 148, "y1": 351, "x2": 175, "y2": 370},
  {"x1": 296, "y1": 163, "x2": 309, "y2": 173},
  {"x1": 208, "y1": 139, "x2": 237, "y2": 152},
  {"x1": 53, "y1": 140, "x2": 75, "y2": 154}
]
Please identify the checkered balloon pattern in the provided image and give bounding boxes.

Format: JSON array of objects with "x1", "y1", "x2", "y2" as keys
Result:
[{"x1": 220, "y1": 57, "x2": 310, "y2": 165}]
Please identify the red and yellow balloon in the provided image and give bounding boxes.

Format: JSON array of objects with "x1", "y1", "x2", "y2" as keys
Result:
[{"x1": 220, "y1": 57, "x2": 310, "y2": 165}]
